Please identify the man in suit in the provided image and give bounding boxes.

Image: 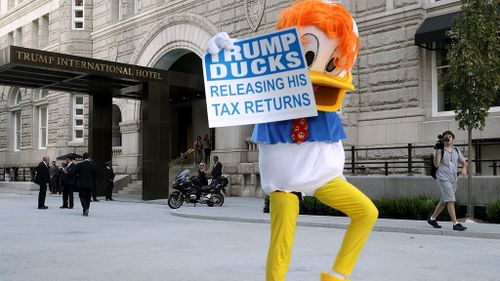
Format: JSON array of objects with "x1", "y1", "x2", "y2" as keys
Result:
[
  {"x1": 104, "y1": 161, "x2": 115, "y2": 201},
  {"x1": 60, "y1": 156, "x2": 76, "y2": 209},
  {"x1": 210, "y1": 156, "x2": 223, "y2": 187},
  {"x1": 75, "y1": 152, "x2": 96, "y2": 216},
  {"x1": 49, "y1": 161, "x2": 59, "y2": 195},
  {"x1": 35, "y1": 156, "x2": 50, "y2": 209}
]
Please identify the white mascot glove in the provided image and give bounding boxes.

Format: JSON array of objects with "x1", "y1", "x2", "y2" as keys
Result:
[{"x1": 205, "y1": 32, "x2": 236, "y2": 55}]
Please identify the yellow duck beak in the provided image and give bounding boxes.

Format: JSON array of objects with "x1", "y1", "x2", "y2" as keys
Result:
[{"x1": 309, "y1": 71, "x2": 355, "y2": 112}]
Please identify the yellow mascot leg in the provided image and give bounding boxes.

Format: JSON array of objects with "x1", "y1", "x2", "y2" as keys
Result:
[
  {"x1": 266, "y1": 191, "x2": 300, "y2": 281},
  {"x1": 314, "y1": 177, "x2": 378, "y2": 277}
]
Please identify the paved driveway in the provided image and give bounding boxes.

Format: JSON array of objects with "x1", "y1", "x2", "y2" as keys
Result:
[{"x1": 0, "y1": 193, "x2": 499, "y2": 281}]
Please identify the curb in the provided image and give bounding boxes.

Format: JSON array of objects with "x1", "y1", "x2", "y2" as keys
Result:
[{"x1": 171, "y1": 211, "x2": 500, "y2": 240}]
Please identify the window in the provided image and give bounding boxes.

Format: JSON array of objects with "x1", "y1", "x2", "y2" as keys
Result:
[
  {"x1": 72, "y1": 0, "x2": 84, "y2": 30},
  {"x1": 14, "y1": 111, "x2": 21, "y2": 151},
  {"x1": 40, "y1": 14, "x2": 49, "y2": 47},
  {"x1": 8, "y1": 32, "x2": 14, "y2": 45},
  {"x1": 119, "y1": 0, "x2": 138, "y2": 20},
  {"x1": 432, "y1": 47, "x2": 454, "y2": 115},
  {"x1": 73, "y1": 95, "x2": 84, "y2": 140},
  {"x1": 11, "y1": 89, "x2": 22, "y2": 151},
  {"x1": 15, "y1": 91, "x2": 22, "y2": 104},
  {"x1": 39, "y1": 106, "x2": 48, "y2": 149},
  {"x1": 40, "y1": 89, "x2": 48, "y2": 99},
  {"x1": 432, "y1": 46, "x2": 500, "y2": 116},
  {"x1": 14, "y1": 27, "x2": 22, "y2": 46},
  {"x1": 32, "y1": 19, "x2": 39, "y2": 48}
]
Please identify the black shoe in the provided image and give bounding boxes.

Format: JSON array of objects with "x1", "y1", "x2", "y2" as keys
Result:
[
  {"x1": 38, "y1": 206, "x2": 48, "y2": 209},
  {"x1": 109, "y1": 198, "x2": 114, "y2": 201},
  {"x1": 60, "y1": 206, "x2": 68, "y2": 209},
  {"x1": 93, "y1": 199, "x2": 100, "y2": 202},
  {"x1": 427, "y1": 217, "x2": 441, "y2": 228},
  {"x1": 83, "y1": 209, "x2": 89, "y2": 216},
  {"x1": 68, "y1": 206, "x2": 74, "y2": 209},
  {"x1": 453, "y1": 223, "x2": 467, "y2": 231}
]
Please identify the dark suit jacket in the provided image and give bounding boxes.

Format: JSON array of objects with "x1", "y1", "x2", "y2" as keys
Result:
[
  {"x1": 211, "y1": 162, "x2": 222, "y2": 179},
  {"x1": 104, "y1": 166, "x2": 115, "y2": 182},
  {"x1": 75, "y1": 160, "x2": 96, "y2": 190},
  {"x1": 62, "y1": 162, "x2": 77, "y2": 186},
  {"x1": 35, "y1": 161, "x2": 50, "y2": 185}
]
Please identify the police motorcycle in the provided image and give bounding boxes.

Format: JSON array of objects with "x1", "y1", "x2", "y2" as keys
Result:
[{"x1": 167, "y1": 169, "x2": 228, "y2": 209}]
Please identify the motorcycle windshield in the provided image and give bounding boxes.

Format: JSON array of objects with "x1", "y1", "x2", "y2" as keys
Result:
[{"x1": 176, "y1": 169, "x2": 191, "y2": 180}]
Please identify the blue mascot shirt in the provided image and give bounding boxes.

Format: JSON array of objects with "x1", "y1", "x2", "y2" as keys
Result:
[{"x1": 251, "y1": 111, "x2": 346, "y2": 144}]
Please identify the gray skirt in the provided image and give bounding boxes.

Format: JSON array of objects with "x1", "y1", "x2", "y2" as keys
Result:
[{"x1": 436, "y1": 180, "x2": 457, "y2": 203}]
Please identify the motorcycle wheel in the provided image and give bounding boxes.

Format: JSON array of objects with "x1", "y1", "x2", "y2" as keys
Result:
[
  {"x1": 211, "y1": 194, "x2": 224, "y2": 207},
  {"x1": 167, "y1": 191, "x2": 184, "y2": 209}
]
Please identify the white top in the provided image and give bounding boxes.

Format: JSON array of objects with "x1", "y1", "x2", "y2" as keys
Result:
[{"x1": 258, "y1": 141, "x2": 345, "y2": 195}]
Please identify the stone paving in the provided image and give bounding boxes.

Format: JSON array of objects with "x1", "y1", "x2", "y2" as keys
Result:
[{"x1": 1, "y1": 192, "x2": 499, "y2": 281}]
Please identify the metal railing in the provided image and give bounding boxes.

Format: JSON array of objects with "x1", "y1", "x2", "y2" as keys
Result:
[
  {"x1": 169, "y1": 148, "x2": 194, "y2": 169},
  {"x1": 344, "y1": 143, "x2": 499, "y2": 176},
  {"x1": 0, "y1": 166, "x2": 35, "y2": 182}
]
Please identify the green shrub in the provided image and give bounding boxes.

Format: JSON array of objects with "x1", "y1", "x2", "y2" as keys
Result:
[
  {"x1": 373, "y1": 196, "x2": 437, "y2": 220},
  {"x1": 263, "y1": 195, "x2": 270, "y2": 213},
  {"x1": 263, "y1": 194, "x2": 461, "y2": 221},
  {"x1": 486, "y1": 200, "x2": 500, "y2": 223}
]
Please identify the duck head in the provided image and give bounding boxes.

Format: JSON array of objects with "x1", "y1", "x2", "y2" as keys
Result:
[{"x1": 277, "y1": 0, "x2": 359, "y2": 112}]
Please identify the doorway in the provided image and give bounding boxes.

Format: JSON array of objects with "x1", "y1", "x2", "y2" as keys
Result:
[{"x1": 153, "y1": 50, "x2": 210, "y2": 161}]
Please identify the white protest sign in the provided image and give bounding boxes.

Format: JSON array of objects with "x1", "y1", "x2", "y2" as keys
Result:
[{"x1": 202, "y1": 28, "x2": 316, "y2": 128}]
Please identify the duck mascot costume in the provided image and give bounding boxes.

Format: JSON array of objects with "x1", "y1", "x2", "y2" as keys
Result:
[{"x1": 206, "y1": 1, "x2": 378, "y2": 280}]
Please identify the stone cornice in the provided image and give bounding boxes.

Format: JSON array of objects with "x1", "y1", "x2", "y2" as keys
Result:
[
  {"x1": 120, "y1": 121, "x2": 140, "y2": 134},
  {"x1": 356, "y1": 4, "x2": 423, "y2": 31},
  {"x1": 92, "y1": 5, "x2": 218, "y2": 41},
  {"x1": 129, "y1": 12, "x2": 219, "y2": 65},
  {"x1": 0, "y1": 0, "x2": 56, "y2": 37},
  {"x1": 356, "y1": 2, "x2": 461, "y2": 32}
]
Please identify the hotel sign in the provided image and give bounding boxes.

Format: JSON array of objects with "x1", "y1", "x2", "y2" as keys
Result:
[{"x1": 7, "y1": 46, "x2": 165, "y2": 82}]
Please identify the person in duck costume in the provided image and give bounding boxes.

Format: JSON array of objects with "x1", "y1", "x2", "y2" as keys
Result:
[{"x1": 206, "y1": 1, "x2": 378, "y2": 280}]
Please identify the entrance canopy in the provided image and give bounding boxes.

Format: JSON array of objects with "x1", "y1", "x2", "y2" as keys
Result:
[
  {"x1": 0, "y1": 46, "x2": 168, "y2": 98},
  {"x1": 0, "y1": 45, "x2": 203, "y2": 200}
]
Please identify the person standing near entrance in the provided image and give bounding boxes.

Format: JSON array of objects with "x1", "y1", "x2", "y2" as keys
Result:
[
  {"x1": 104, "y1": 161, "x2": 115, "y2": 201},
  {"x1": 210, "y1": 156, "x2": 222, "y2": 187},
  {"x1": 194, "y1": 135, "x2": 203, "y2": 164},
  {"x1": 75, "y1": 152, "x2": 96, "y2": 216},
  {"x1": 49, "y1": 161, "x2": 59, "y2": 195},
  {"x1": 61, "y1": 156, "x2": 76, "y2": 209},
  {"x1": 428, "y1": 130, "x2": 468, "y2": 231},
  {"x1": 203, "y1": 134, "x2": 211, "y2": 164},
  {"x1": 34, "y1": 156, "x2": 50, "y2": 209}
]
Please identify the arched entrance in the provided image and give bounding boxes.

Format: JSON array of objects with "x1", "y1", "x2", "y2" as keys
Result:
[{"x1": 153, "y1": 50, "x2": 211, "y2": 162}]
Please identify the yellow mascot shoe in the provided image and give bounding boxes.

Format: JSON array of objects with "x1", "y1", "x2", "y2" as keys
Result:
[{"x1": 321, "y1": 272, "x2": 351, "y2": 281}]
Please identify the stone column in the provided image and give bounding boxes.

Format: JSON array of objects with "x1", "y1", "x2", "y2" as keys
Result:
[
  {"x1": 213, "y1": 125, "x2": 255, "y2": 196},
  {"x1": 119, "y1": 121, "x2": 141, "y2": 180},
  {"x1": 142, "y1": 81, "x2": 170, "y2": 200},
  {"x1": 213, "y1": 125, "x2": 253, "y2": 164},
  {"x1": 89, "y1": 91, "x2": 113, "y2": 196}
]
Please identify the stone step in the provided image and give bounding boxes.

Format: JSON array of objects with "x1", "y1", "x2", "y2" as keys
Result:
[{"x1": 117, "y1": 180, "x2": 142, "y2": 195}]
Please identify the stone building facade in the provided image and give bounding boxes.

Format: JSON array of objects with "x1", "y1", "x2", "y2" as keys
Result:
[{"x1": 0, "y1": 0, "x2": 498, "y2": 196}]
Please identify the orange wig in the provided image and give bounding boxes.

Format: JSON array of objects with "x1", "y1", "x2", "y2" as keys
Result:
[{"x1": 276, "y1": 0, "x2": 359, "y2": 70}]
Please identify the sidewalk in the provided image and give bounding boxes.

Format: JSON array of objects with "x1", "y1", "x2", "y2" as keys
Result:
[
  {"x1": 166, "y1": 196, "x2": 500, "y2": 240},
  {"x1": 3, "y1": 187, "x2": 500, "y2": 240}
]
